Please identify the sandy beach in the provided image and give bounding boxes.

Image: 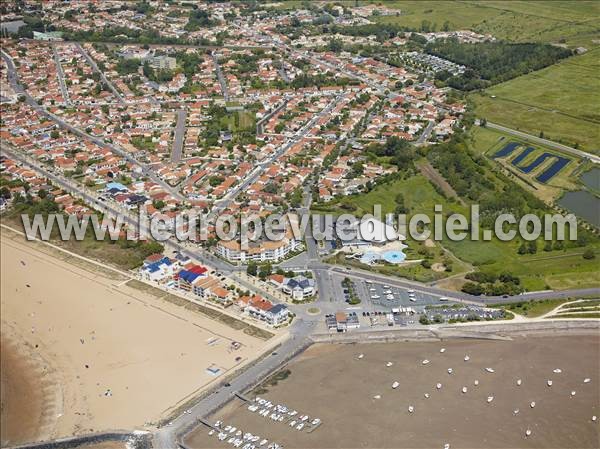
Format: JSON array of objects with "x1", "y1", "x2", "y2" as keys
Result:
[
  {"x1": 0, "y1": 234, "x2": 272, "y2": 446},
  {"x1": 186, "y1": 335, "x2": 600, "y2": 449}
]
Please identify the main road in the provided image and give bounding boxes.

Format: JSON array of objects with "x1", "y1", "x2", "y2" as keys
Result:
[{"x1": 171, "y1": 108, "x2": 187, "y2": 163}]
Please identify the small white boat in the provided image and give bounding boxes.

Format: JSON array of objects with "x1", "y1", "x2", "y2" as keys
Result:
[
  {"x1": 592, "y1": 416, "x2": 597, "y2": 422},
  {"x1": 474, "y1": 380, "x2": 479, "y2": 386},
  {"x1": 358, "y1": 354, "x2": 364, "y2": 359},
  {"x1": 371, "y1": 295, "x2": 380, "y2": 299},
  {"x1": 373, "y1": 394, "x2": 381, "y2": 399},
  {"x1": 409, "y1": 297, "x2": 417, "y2": 302},
  {"x1": 553, "y1": 368, "x2": 562, "y2": 374},
  {"x1": 259, "y1": 440, "x2": 268, "y2": 447},
  {"x1": 392, "y1": 381, "x2": 399, "y2": 389},
  {"x1": 447, "y1": 368, "x2": 453, "y2": 374},
  {"x1": 462, "y1": 386, "x2": 468, "y2": 394},
  {"x1": 386, "y1": 294, "x2": 394, "y2": 300},
  {"x1": 311, "y1": 418, "x2": 321, "y2": 425},
  {"x1": 530, "y1": 401, "x2": 536, "y2": 408},
  {"x1": 209, "y1": 430, "x2": 215, "y2": 436},
  {"x1": 485, "y1": 367, "x2": 495, "y2": 373},
  {"x1": 571, "y1": 390, "x2": 577, "y2": 396},
  {"x1": 386, "y1": 362, "x2": 393, "y2": 367},
  {"x1": 547, "y1": 380, "x2": 553, "y2": 387},
  {"x1": 517, "y1": 379, "x2": 522, "y2": 386},
  {"x1": 487, "y1": 396, "x2": 494, "y2": 403},
  {"x1": 436, "y1": 383, "x2": 442, "y2": 389},
  {"x1": 584, "y1": 378, "x2": 591, "y2": 383},
  {"x1": 464, "y1": 355, "x2": 470, "y2": 362},
  {"x1": 408, "y1": 405, "x2": 414, "y2": 413},
  {"x1": 440, "y1": 348, "x2": 446, "y2": 353},
  {"x1": 513, "y1": 409, "x2": 519, "y2": 415},
  {"x1": 424, "y1": 393, "x2": 430, "y2": 398},
  {"x1": 422, "y1": 359, "x2": 430, "y2": 365},
  {"x1": 296, "y1": 423, "x2": 304, "y2": 431},
  {"x1": 444, "y1": 444, "x2": 450, "y2": 449},
  {"x1": 525, "y1": 429, "x2": 532, "y2": 437},
  {"x1": 289, "y1": 420, "x2": 296, "y2": 427}
]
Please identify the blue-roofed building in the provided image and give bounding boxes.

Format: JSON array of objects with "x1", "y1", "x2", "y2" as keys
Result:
[
  {"x1": 140, "y1": 256, "x2": 178, "y2": 282},
  {"x1": 176, "y1": 265, "x2": 208, "y2": 293},
  {"x1": 282, "y1": 275, "x2": 316, "y2": 299},
  {"x1": 106, "y1": 182, "x2": 128, "y2": 192}
]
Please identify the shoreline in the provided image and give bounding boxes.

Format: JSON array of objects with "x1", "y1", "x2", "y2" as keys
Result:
[
  {"x1": 185, "y1": 333, "x2": 600, "y2": 449},
  {"x1": 0, "y1": 324, "x2": 62, "y2": 447}
]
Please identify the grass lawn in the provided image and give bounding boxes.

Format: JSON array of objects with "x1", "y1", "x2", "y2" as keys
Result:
[
  {"x1": 471, "y1": 49, "x2": 600, "y2": 153},
  {"x1": 220, "y1": 110, "x2": 256, "y2": 132},
  {"x1": 444, "y1": 237, "x2": 600, "y2": 291},
  {"x1": 491, "y1": 297, "x2": 575, "y2": 317},
  {"x1": 314, "y1": 174, "x2": 469, "y2": 217}
]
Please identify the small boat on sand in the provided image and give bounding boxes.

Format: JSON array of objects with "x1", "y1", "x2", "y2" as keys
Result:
[
  {"x1": 392, "y1": 381, "x2": 399, "y2": 389},
  {"x1": 487, "y1": 396, "x2": 494, "y2": 403}
]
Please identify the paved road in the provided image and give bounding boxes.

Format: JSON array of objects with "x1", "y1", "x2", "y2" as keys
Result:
[
  {"x1": 51, "y1": 43, "x2": 71, "y2": 105},
  {"x1": 416, "y1": 120, "x2": 435, "y2": 145},
  {"x1": 486, "y1": 121, "x2": 600, "y2": 164},
  {"x1": 172, "y1": 108, "x2": 187, "y2": 163},
  {"x1": 211, "y1": 51, "x2": 229, "y2": 101},
  {"x1": 75, "y1": 43, "x2": 126, "y2": 104}
]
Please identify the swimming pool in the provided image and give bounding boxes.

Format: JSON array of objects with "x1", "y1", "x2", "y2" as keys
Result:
[
  {"x1": 382, "y1": 250, "x2": 406, "y2": 264},
  {"x1": 360, "y1": 249, "x2": 406, "y2": 265}
]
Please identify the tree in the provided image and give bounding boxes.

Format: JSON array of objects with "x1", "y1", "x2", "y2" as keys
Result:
[
  {"x1": 419, "y1": 315, "x2": 430, "y2": 325},
  {"x1": 461, "y1": 282, "x2": 484, "y2": 296},
  {"x1": 50, "y1": 130, "x2": 60, "y2": 139},
  {"x1": 247, "y1": 261, "x2": 258, "y2": 276},
  {"x1": 583, "y1": 249, "x2": 595, "y2": 260},
  {"x1": 258, "y1": 263, "x2": 272, "y2": 280}
]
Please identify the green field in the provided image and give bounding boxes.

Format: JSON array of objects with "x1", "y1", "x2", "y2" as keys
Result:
[
  {"x1": 444, "y1": 238, "x2": 600, "y2": 291},
  {"x1": 314, "y1": 174, "x2": 468, "y2": 217},
  {"x1": 369, "y1": 1, "x2": 600, "y2": 46},
  {"x1": 471, "y1": 49, "x2": 600, "y2": 153},
  {"x1": 315, "y1": 165, "x2": 599, "y2": 292}
]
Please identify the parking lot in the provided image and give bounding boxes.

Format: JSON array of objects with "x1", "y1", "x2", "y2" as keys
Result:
[{"x1": 339, "y1": 277, "x2": 453, "y2": 313}]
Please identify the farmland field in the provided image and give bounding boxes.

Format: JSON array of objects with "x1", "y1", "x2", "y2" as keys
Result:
[{"x1": 471, "y1": 49, "x2": 600, "y2": 153}]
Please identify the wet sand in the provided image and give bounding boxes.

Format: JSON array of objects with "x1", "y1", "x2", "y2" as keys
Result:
[
  {"x1": 0, "y1": 235, "x2": 270, "y2": 445},
  {"x1": 186, "y1": 335, "x2": 600, "y2": 449},
  {"x1": 1, "y1": 331, "x2": 58, "y2": 446}
]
